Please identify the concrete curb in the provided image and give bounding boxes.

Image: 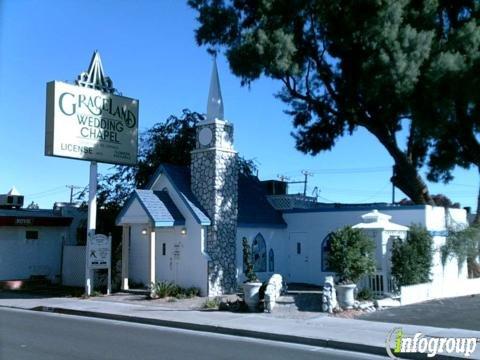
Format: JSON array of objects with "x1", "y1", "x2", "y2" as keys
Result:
[{"x1": 26, "y1": 305, "x2": 464, "y2": 360}]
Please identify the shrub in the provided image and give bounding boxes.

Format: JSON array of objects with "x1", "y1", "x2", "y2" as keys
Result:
[
  {"x1": 150, "y1": 281, "x2": 180, "y2": 298},
  {"x1": 391, "y1": 225, "x2": 433, "y2": 287},
  {"x1": 356, "y1": 288, "x2": 374, "y2": 301},
  {"x1": 202, "y1": 297, "x2": 221, "y2": 309},
  {"x1": 327, "y1": 226, "x2": 376, "y2": 284},
  {"x1": 185, "y1": 287, "x2": 201, "y2": 298},
  {"x1": 242, "y1": 237, "x2": 259, "y2": 282},
  {"x1": 150, "y1": 282, "x2": 201, "y2": 299}
]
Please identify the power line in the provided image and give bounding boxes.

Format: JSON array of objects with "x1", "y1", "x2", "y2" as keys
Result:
[
  {"x1": 66, "y1": 185, "x2": 83, "y2": 203},
  {"x1": 25, "y1": 186, "x2": 65, "y2": 197},
  {"x1": 275, "y1": 166, "x2": 391, "y2": 176}
]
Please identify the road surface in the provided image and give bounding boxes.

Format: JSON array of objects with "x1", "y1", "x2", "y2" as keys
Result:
[{"x1": 0, "y1": 307, "x2": 389, "y2": 360}]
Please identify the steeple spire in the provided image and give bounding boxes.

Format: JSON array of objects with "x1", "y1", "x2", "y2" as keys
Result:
[
  {"x1": 76, "y1": 50, "x2": 115, "y2": 94},
  {"x1": 206, "y1": 57, "x2": 224, "y2": 121}
]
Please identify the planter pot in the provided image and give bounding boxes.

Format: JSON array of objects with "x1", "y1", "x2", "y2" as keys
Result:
[
  {"x1": 243, "y1": 282, "x2": 262, "y2": 311},
  {"x1": 336, "y1": 283, "x2": 356, "y2": 309}
]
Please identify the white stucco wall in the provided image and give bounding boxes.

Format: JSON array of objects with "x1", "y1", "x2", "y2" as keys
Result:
[
  {"x1": 151, "y1": 173, "x2": 209, "y2": 295},
  {"x1": 0, "y1": 226, "x2": 67, "y2": 281},
  {"x1": 153, "y1": 224, "x2": 208, "y2": 295},
  {"x1": 124, "y1": 174, "x2": 209, "y2": 295},
  {"x1": 236, "y1": 226, "x2": 287, "y2": 284},
  {"x1": 282, "y1": 206, "x2": 468, "y2": 285}
]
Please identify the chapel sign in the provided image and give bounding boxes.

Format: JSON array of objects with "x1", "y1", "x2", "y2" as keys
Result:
[
  {"x1": 44, "y1": 54, "x2": 138, "y2": 165},
  {"x1": 44, "y1": 51, "x2": 137, "y2": 296}
]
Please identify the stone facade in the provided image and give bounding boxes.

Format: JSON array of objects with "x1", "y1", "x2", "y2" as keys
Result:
[{"x1": 191, "y1": 119, "x2": 238, "y2": 296}]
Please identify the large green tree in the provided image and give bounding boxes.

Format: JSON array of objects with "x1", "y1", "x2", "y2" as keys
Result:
[
  {"x1": 189, "y1": 0, "x2": 479, "y2": 205},
  {"x1": 413, "y1": 1, "x2": 480, "y2": 221}
]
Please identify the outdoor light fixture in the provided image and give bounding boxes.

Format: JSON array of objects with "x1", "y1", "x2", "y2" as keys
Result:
[
  {"x1": 141, "y1": 229, "x2": 147, "y2": 235},
  {"x1": 180, "y1": 227, "x2": 187, "y2": 236}
]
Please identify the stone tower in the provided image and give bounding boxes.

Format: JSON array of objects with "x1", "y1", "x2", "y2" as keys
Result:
[{"x1": 191, "y1": 59, "x2": 238, "y2": 296}]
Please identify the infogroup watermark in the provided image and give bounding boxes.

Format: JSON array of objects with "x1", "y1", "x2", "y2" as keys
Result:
[{"x1": 386, "y1": 328, "x2": 478, "y2": 358}]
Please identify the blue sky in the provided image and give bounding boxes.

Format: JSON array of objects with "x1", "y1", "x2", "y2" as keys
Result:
[{"x1": 0, "y1": 0, "x2": 477, "y2": 210}]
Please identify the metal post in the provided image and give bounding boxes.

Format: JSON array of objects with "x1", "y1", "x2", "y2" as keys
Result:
[
  {"x1": 121, "y1": 225, "x2": 129, "y2": 290},
  {"x1": 107, "y1": 235, "x2": 112, "y2": 295},
  {"x1": 85, "y1": 161, "x2": 97, "y2": 296},
  {"x1": 303, "y1": 173, "x2": 308, "y2": 197},
  {"x1": 149, "y1": 227, "x2": 156, "y2": 287}
]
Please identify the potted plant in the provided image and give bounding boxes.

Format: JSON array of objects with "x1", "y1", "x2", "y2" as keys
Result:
[
  {"x1": 327, "y1": 226, "x2": 376, "y2": 309},
  {"x1": 242, "y1": 237, "x2": 262, "y2": 311}
]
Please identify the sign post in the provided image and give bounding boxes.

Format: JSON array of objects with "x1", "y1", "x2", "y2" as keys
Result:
[
  {"x1": 85, "y1": 161, "x2": 97, "y2": 295},
  {"x1": 45, "y1": 51, "x2": 138, "y2": 296}
]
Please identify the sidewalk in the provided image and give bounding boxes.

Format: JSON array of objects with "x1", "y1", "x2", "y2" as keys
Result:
[{"x1": 0, "y1": 293, "x2": 479, "y2": 359}]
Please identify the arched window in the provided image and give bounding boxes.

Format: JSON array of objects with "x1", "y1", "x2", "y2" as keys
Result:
[
  {"x1": 252, "y1": 233, "x2": 267, "y2": 272},
  {"x1": 322, "y1": 233, "x2": 334, "y2": 272},
  {"x1": 268, "y1": 248, "x2": 275, "y2": 272}
]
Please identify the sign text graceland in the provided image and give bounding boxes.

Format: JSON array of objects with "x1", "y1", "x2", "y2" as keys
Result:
[{"x1": 45, "y1": 81, "x2": 138, "y2": 165}]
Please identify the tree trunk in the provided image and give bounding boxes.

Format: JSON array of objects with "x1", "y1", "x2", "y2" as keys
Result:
[
  {"x1": 374, "y1": 133, "x2": 434, "y2": 205},
  {"x1": 392, "y1": 160, "x2": 434, "y2": 205},
  {"x1": 469, "y1": 167, "x2": 480, "y2": 278}
]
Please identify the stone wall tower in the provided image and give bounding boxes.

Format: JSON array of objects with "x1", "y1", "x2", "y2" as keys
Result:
[{"x1": 191, "y1": 59, "x2": 238, "y2": 296}]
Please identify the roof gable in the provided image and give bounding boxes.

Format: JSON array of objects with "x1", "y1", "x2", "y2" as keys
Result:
[
  {"x1": 116, "y1": 189, "x2": 185, "y2": 227},
  {"x1": 146, "y1": 164, "x2": 211, "y2": 225}
]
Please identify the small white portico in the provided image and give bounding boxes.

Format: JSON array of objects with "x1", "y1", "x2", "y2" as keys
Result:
[
  {"x1": 116, "y1": 189, "x2": 187, "y2": 290},
  {"x1": 353, "y1": 210, "x2": 409, "y2": 294}
]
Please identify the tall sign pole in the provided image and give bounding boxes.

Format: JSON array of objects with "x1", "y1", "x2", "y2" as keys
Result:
[
  {"x1": 85, "y1": 161, "x2": 97, "y2": 295},
  {"x1": 45, "y1": 51, "x2": 139, "y2": 296}
]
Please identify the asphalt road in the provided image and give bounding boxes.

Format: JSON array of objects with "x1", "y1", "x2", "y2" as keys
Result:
[
  {"x1": 359, "y1": 294, "x2": 480, "y2": 331},
  {"x1": 0, "y1": 307, "x2": 389, "y2": 360}
]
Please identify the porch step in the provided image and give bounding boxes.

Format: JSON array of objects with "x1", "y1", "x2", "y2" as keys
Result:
[{"x1": 273, "y1": 293, "x2": 324, "y2": 313}]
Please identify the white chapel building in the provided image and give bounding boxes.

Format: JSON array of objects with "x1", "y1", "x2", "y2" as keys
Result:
[{"x1": 116, "y1": 61, "x2": 468, "y2": 297}]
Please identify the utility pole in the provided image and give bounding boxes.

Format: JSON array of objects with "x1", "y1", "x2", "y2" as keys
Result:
[
  {"x1": 66, "y1": 185, "x2": 82, "y2": 203},
  {"x1": 278, "y1": 171, "x2": 314, "y2": 197},
  {"x1": 301, "y1": 170, "x2": 314, "y2": 197},
  {"x1": 277, "y1": 174, "x2": 291, "y2": 182}
]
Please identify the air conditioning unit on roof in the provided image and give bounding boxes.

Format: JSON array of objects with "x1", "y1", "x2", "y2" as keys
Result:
[{"x1": 0, "y1": 187, "x2": 24, "y2": 209}]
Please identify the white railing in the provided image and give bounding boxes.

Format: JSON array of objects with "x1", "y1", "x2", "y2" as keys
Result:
[{"x1": 359, "y1": 273, "x2": 397, "y2": 296}]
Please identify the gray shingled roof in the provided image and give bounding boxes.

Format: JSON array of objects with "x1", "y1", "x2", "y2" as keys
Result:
[
  {"x1": 150, "y1": 164, "x2": 285, "y2": 228},
  {"x1": 117, "y1": 189, "x2": 185, "y2": 227},
  {"x1": 159, "y1": 164, "x2": 211, "y2": 225}
]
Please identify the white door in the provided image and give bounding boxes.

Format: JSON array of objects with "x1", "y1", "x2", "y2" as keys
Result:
[{"x1": 287, "y1": 232, "x2": 310, "y2": 283}]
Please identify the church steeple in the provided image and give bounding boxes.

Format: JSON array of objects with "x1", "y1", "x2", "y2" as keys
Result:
[
  {"x1": 206, "y1": 58, "x2": 224, "y2": 122},
  {"x1": 191, "y1": 59, "x2": 238, "y2": 296}
]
